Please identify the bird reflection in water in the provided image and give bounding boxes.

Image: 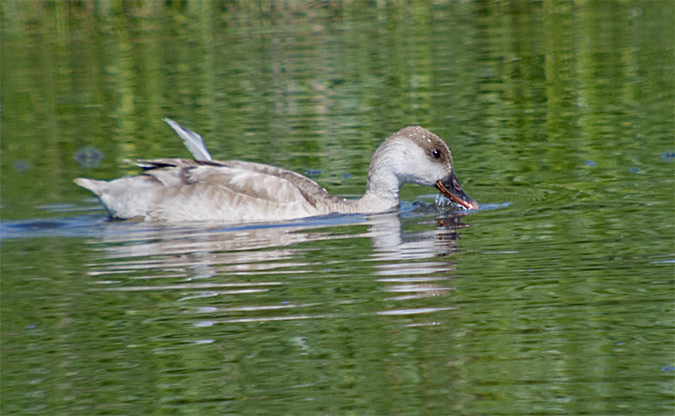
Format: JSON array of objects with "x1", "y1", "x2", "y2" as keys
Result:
[{"x1": 86, "y1": 208, "x2": 472, "y2": 323}]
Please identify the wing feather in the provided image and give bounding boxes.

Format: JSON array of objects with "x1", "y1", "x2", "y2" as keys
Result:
[{"x1": 163, "y1": 118, "x2": 213, "y2": 161}]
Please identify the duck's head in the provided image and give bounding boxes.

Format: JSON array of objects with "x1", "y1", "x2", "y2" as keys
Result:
[{"x1": 368, "y1": 126, "x2": 479, "y2": 210}]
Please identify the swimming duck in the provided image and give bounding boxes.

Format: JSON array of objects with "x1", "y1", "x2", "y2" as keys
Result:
[{"x1": 75, "y1": 119, "x2": 478, "y2": 222}]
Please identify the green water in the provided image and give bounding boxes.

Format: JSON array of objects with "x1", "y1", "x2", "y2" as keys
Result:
[{"x1": 1, "y1": 1, "x2": 673, "y2": 415}]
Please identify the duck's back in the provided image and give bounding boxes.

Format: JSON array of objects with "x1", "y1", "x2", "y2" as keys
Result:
[{"x1": 76, "y1": 159, "x2": 345, "y2": 222}]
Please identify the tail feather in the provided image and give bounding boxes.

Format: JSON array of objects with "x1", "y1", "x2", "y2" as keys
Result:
[{"x1": 74, "y1": 178, "x2": 107, "y2": 195}]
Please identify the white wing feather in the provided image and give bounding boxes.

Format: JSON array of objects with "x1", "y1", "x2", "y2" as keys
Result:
[{"x1": 163, "y1": 118, "x2": 213, "y2": 161}]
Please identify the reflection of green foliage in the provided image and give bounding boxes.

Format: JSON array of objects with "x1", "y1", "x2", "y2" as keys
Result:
[
  {"x1": 1, "y1": 1, "x2": 673, "y2": 217},
  {"x1": 1, "y1": 2, "x2": 674, "y2": 414}
]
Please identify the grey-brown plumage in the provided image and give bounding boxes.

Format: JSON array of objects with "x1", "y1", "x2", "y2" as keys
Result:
[{"x1": 75, "y1": 120, "x2": 478, "y2": 223}]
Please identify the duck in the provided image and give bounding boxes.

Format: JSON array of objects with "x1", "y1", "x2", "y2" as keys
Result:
[{"x1": 75, "y1": 119, "x2": 479, "y2": 223}]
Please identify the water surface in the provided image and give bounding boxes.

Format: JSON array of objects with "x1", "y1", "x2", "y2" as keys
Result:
[{"x1": 2, "y1": 1, "x2": 673, "y2": 415}]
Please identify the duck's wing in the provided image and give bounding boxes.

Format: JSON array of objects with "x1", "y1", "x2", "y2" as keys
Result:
[
  {"x1": 221, "y1": 160, "x2": 347, "y2": 209},
  {"x1": 134, "y1": 159, "x2": 345, "y2": 220}
]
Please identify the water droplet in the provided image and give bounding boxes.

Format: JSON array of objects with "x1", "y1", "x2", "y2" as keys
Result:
[
  {"x1": 661, "y1": 151, "x2": 675, "y2": 162},
  {"x1": 13, "y1": 161, "x2": 30, "y2": 172},
  {"x1": 74, "y1": 145, "x2": 104, "y2": 169},
  {"x1": 305, "y1": 169, "x2": 322, "y2": 177}
]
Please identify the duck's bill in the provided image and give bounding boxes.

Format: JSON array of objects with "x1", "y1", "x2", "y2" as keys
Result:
[{"x1": 435, "y1": 172, "x2": 479, "y2": 210}]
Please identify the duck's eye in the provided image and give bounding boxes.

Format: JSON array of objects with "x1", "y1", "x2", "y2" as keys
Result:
[{"x1": 432, "y1": 149, "x2": 441, "y2": 159}]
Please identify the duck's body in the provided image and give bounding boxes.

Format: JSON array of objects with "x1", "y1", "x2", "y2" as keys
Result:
[
  {"x1": 77, "y1": 158, "x2": 357, "y2": 222},
  {"x1": 75, "y1": 120, "x2": 478, "y2": 223}
]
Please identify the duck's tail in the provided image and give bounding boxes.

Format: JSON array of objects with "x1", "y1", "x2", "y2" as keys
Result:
[{"x1": 74, "y1": 178, "x2": 107, "y2": 196}]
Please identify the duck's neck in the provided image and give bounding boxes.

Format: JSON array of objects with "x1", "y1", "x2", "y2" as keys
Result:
[{"x1": 350, "y1": 140, "x2": 406, "y2": 213}]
